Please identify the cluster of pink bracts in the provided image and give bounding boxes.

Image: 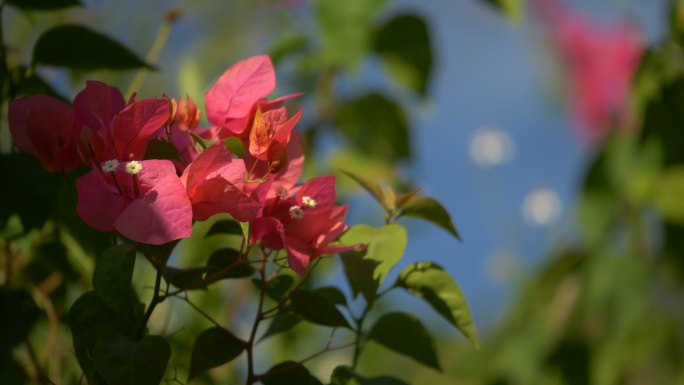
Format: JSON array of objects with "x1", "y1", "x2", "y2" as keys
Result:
[{"x1": 9, "y1": 55, "x2": 357, "y2": 274}]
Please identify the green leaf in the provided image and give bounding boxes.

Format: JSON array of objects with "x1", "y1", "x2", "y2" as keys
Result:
[
  {"x1": 12, "y1": 66, "x2": 67, "y2": 100},
  {"x1": 334, "y1": 93, "x2": 411, "y2": 161},
  {"x1": 261, "y1": 361, "x2": 323, "y2": 385},
  {"x1": 314, "y1": 0, "x2": 387, "y2": 71},
  {"x1": 163, "y1": 266, "x2": 212, "y2": 290},
  {"x1": 205, "y1": 219, "x2": 243, "y2": 237},
  {"x1": 68, "y1": 292, "x2": 137, "y2": 383},
  {"x1": 0, "y1": 153, "x2": 62, "y2": 231},
  {"x1": 0, "y1": 288, "x2": 40, "y2": 360},
  {"x1": 330, "y1": 366, "x2": 410, "y2": 385},
  {"x1": 368, "y1": 312, "x2": 441, "y2": 370},
  {"x1": 144, "y1": 140, "x2": 183, "y2": 164},
  {"x1": 33, "y1": 25, "x2": 151, "y2": 71},
  {"x1": 340, "y1": 250, "x2": 382, "y2": 303},
  {"x1": 253, "y1": 275, "x2": 295, "y2": 302},
  {"x1": 399, "y1": 196, "x2": 460, "y2": 240},
  {"x1": 395, "y1": 262, "x2": 478, "y2": 347},
  {"x1": 260, "y1": 314, "x2": 302, "y2": 342},
  {"x1": 374, "y1": 14, "x2": 433, "y2": 96},
  {"x1": 341, "y1": 170, "x2": 386, "y2": 208},
  {"x1": 188, "y1": 327, "x2": 245, "y2": 380},
  {"x1": 338, "y1": 224, "x2": 407, "y2": 289},
  {"x1": 653, "y1": 166, "x2": 684, "y2": 224},
  {"x1": 92, "y1": 244, "x2": 140, "y2": 322},
  {"x1": 6, "y1": 0, "x2": 80, "y2": 10},
  {"x1": 480, "y1": 0, "x2": 524, "y2": 22},
  {"x1": 290, "y1": 290, "x2": 350, "y2": 328},
  {"x1": 92, "y1": 334, "x2": 171, "y2": 385},
  {"x1": 312, "y1": 286, "x2": 347, "y2": 306},
  {"x1": 206, "y1": 248, "x2": 254, "y2": 280}
]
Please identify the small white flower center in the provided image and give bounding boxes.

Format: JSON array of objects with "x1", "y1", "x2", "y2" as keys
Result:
[
  {"x1": 125, "y1": 161, "x2": 143, "y2": 175},
  {"x1": 101, "y1": 159, "x2": 120, "y2": 173},
  {"x1": 302, "y1": 196, "x2": 317, "y2": 208},
  {"x1": 289, "y1": 205, "x2": 304, "y2": 220},
  {"x1": 275, "y1": 186, "x2": 289, "y2": 198}
]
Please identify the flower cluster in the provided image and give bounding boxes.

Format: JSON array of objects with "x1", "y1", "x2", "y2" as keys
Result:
[
  {"x1": 535, "y1": 0, "x2": 643, "y2": 141},
  {"x1": 9, "y1": 55, "x2": 356, "y2": 274}
]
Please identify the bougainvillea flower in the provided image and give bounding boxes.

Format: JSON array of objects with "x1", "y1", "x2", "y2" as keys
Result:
[
  {"x1": 76, "y1": 159, "x2": 192, "y2": 244},
  {"x1": 205, "y1": 55, "x2": 276, "y2": 138},
  {"x1": 245, "y1": 131, "x2": 305, "y2": 200},
  {"x1": 180, "y1": 144, "x2": 265, "y2": 222},
  {"x1": 250, "y1": 176, "x2": 357, "y2": 274},
  {"x1": 74, "y1": 81, "x2": 171, "y2": 164},
  {"x1": 535, "y1": 0, "x2": 643, "y2": 141},
  {"x1": 248, "y1": 105, "x2": 303, "y2": 165},
  {"x1": 9, "y1": 95, "x2": 81, "y2": 172}
]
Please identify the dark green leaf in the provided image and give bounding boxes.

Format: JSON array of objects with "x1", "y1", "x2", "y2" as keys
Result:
[
  {"x1": 341, "y1": 170, "x2": 386, "y2": 208},
  {"x1": 374, "y1": 14, "x2": 433, "y2": 96},
  {"x1": 260, "y1": 314, "x2": 302, "y2": 342},
  {"x1": 0, "y1": 153, "x2": 62, "y2": 231},
  {"x1": 68, "y1": 292, "x2": 137, "y2": 383},
  {"x1": 252, "y1": 275, "x2": 295, "y2": 302},
  {"x1": 206, "y1": 248, "x2": 254, "y2": 280},
  {"x1": 261, "y1": 361, "x2": 323, "y2": 385},
  {"x1": 290, "y1": 290, "x2": 350, "y2": 328},
  {"x1": 334, "y1": 93, "x2": 410, "y2": 161},
  {"x1": 331, "y1": 366, "x2": 410, "y2": 385},
  {"x1": 92, "y1": 244, "x2": 139, "y2": 322},
  {"x1": 188, "y1": 327, "x2": 245, "y2": 380},
  {"x1": 93, "y1": 334, "x2": 171, "y2": 385},
  {"x1": 6, "y1": 0, "x2": 80, "y2": 10},
  {"x1": 144, "y1": 140, "x2": 183, "y2": 163},
  {"x1": 33, "y1": 25, "x2": 151, "y2": 71},
  {"x1": 480, "y1": 0, "x2": 524, "y2": 22},
  {"x1": 368, "y1": 312, "x2": 441, "y2": 370},
  {"x1": 395, "y1": 262, "x2": 478, "y2": 347},
  {"x1": 399, "y1": 196, "x2": 460, "y2": 240},
  {"x1": 338, "y1": 224, "x2": 407, "y2": 288},
  {"x1": 205, "y1": 219, "x2": 243, "y2": 237},
  {"x1": 24, "y1": 237, "x2": 77, "y2": 306},
  {"x1": 340, "y1": 250, "x2": 381, "y2": 303},
  {"x1": 13, "y1": 66, "x2": 67, "y2": 100},
  {"x1": 0, "y1": 288, "x2": 40, "y2": 360},
  {"x1": 312, "y1": 286, "x2": 347, "y2": 306},
  {"x1": 163, "y1": 266, "x2": 212, "y2": 290}
]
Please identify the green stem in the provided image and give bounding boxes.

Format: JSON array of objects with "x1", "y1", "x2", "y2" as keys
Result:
[
  {"x1": 351, "y1": 305, "x2": 370, "y2": 369},
  {"x1": 136, "y1": 268, "x2": 163, "y2": 339},
  {"x1": 125, "y1": 17, "x2": 173, "y2": 97},
  {"x1": 246, "y1": 246, "x2": 269, "y2": 385}
]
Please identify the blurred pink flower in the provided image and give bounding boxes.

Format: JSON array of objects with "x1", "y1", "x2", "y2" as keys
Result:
[{"x1": 536, "y1": 0, "x2": 643, "y2": 141}]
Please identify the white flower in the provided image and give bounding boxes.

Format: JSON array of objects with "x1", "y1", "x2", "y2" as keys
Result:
[
  {"x1": 101, "y1": 159, "x2": 120, "y2": 173},
  {"x1": 302, "y1": 196, "x2": 317, "y2": 208},
  {"x1": 125, "y1": 161, "x2": 143, "y2": 175},
  {"x1": 289, "y1": 205, "x2": 304, "y2": 219}
]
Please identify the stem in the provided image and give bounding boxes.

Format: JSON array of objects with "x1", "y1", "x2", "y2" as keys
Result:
[
  {"x1": 245, "y1": 246, "x2": 269, "y2": 385},
  {"x1": 125, "y1": 16, "x2": 173, "y2": 97},
  {"x1": 136, "y1": 268, "x2": 163, "y2": 339},
  {"x1": 351, "y1": 306, "x2": 370, "y2": 369}
]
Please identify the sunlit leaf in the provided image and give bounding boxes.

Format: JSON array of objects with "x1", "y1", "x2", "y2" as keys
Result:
[
  {"x1": 399, "y1": 196, "x2": 460, "y2": 240},
  {"x1": 93, "y1": 334, "x2": 171, "y2": 385},
  {"x1": 395, "y1": 261, "x2": 478, "y2": 347},
  {"x1": 33, "y1": 25, "x2": 151, "y2": 71},
  {"x1": 368, "y1": 312, "x2": 441, "y2": 370},
  {"x1": 290, "y1": 290, "x2": 350, "y2": 328},
  {"x1": 654, "y1": 167, "x2": 684, "y2": 224},
  {"x1": 188, "y1": 327, "x2": 245, "y2": 380},
  {"x1": 480, "y1": 0, "x2": 524, "y2": 22},
  {"x1": 340, "y1": 170, "x2": 386, "y2": 207},
  {"x1": 374, "y1": 14, "x2": 433, "y2": 96}
]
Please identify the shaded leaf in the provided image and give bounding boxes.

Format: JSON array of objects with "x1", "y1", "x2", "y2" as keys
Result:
[
  {"x1": 253, "y1": 275, "x2": 295, "y2": 302},
  {"x1": 205, "y1": 219, "x2": 243, "y2": 237},
  {"x1": 261, "y1": 361, "x2": 323, "y2": 385},
  {"x1": 290, "y1": 290, "x2": 350, "y2": 328},
  {"x1": 188, "y1": 327, "x2": 245, "y2": 380},
  {"x1": 334, "y1": 93, "x2": 410, "y2": 161},
  {"x1": 312, "y1": 286, "x2": 347, "y2": 306},
  {"x1": 6, "y1": 0, "x2": 80, "y2": 10},
  {"x1": 92, "y1": 334, "x2": 171, "y2": 385},
  {"x1": 399, "y1": 196, "x2": 460, "y2": 240},
  {"x1": 338, "y1": 224, "x2": 407, "y2": 288},
  {"x1": 163, "y1": 266, "x2": 212, "y2": 290},
  {"x1": 144, "y1": 140, "x2": 183, "y2": 163},
  {"x1": 206, "y1": 248, "x2": 254, "y2": 280},
  {"x1": 374, "y1": 14, "x2": 433, "y2": 96},
  {"x1": 368, "y1": 312, "x2": 440, "y2": 370},
  {"x1": 340, "y1": 250, "x2": 381, "y2": 303},
  {"x1": 92, "y1": 244, "x2": 139, "y2": 322},
  {"x1": 395, "y1": 261, "x2": 478, "y2": 347},
  {"x1": 331, "y1": 366, "x2": 410, "y2": 385},
  {"x1": 0, "y1": 288, "x2": 40, "y2": 360},
  {"x1": 653, "y1": 166, "x2": 684, "y2": 224},
  {"x1": 260, "y1": 314, "x2": 302, "y2": 342},
  {"x1": 33, "y1": 25, "x2": 151, "y2": 71}
]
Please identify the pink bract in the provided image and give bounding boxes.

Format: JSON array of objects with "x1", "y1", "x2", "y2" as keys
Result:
[
  {"x1": 250, "y1": 176, "x2": 356, "y2": 274},
  {"x1": 76, "y1": 159, "x2": 192, "y2": 244}
]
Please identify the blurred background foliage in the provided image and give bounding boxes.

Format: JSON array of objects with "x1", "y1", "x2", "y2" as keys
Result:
[{"x1": 3, "y1": 0, "x2": 684, "y2": 384}]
